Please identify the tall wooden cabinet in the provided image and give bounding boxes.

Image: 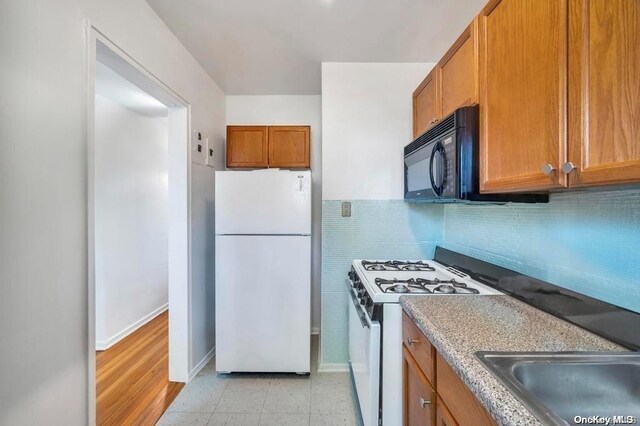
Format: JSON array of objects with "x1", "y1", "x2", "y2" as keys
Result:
[
  {"x1": 413, "y1": 70, "x2": 438, "y2": 138},
  {"x1": 567, "y1": 0, "x2": 640, "y2": 187},
  {"x1": 478, "y1": 0, "x2": 568, "y2": 193},
  {"x1": 438, "y1": 18, "x2": 479, "y2": 119},
  {"x1": 412, "y1": 19, "x2": 479, "y2": 139},
  {"x1": 226, "y1": 125, "x2": 310, "y2": 169}
]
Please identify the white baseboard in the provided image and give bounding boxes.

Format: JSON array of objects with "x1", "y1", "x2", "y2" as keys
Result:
[
  {"x1": 317, "y1": 363, "x2": 349, "y2": 372},
  {"x1": 96, "y1": 303, "x2": 168, "y2": 351},
  {"x1": 188, "y1": 345, "x2": 216, "y2": 382},
  {"x1": 311, "y1": 327, "x2": 320, "y2": 335}
]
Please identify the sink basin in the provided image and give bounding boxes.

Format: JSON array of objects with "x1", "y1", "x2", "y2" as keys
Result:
[{"x1": 476, "y1": 352, "x2": 640, "y2": 425}]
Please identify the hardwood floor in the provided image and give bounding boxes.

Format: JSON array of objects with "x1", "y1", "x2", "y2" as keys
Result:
[{"x1": 96, "y1": 311, "x2": 184, "y2": 426}]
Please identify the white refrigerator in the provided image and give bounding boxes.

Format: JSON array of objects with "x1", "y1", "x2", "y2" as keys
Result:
[{"x1": 215, "y1": 169, "x2": 311, "y2": 373}]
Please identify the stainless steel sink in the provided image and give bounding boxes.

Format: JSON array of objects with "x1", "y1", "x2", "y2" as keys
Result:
[{"x1": 476, "y1": 352, "x2": 640, "y2": 425}]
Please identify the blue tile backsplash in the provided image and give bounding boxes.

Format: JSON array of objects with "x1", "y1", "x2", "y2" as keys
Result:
[
  {"x1": 321, "y1": 190, "x2": 640, "y2": 365},
  {"x1": 444, "y1": 189, "x2": 640, "y2": 314},
  {"x1": 321, "y1": 200, "x2": 443, "y2": 365}
]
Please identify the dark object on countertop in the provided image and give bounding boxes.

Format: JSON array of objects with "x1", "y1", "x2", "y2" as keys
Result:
[{"x1": 434, "y1": 246, "x2": 640, "y2": 351}]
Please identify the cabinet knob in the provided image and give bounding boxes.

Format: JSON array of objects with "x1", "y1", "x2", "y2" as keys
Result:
[
  {"x1": 542, "y1": 163, "x2": 555, "y2": 175},
  {"x1": 406, "y1": 337, "x2": 420, "y2": 346},
  {"x1": 419, "y1": 397, "x2": 431, "y2": 408},
  {"x1": 562, "y1": 162, "x2": 577, "y2": 174}
]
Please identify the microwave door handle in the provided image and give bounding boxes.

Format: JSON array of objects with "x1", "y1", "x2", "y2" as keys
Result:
[
  {"x1": 428, "y1": 145, "x2": 437, "y2": 194},
  {"x1": 429, "y1": 142, "x2": 444, "y2": 196}
]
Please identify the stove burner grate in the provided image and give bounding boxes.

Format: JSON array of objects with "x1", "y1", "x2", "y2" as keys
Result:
[{"x1": 362, "y1": 260, "x2": 435, "y2": 272}]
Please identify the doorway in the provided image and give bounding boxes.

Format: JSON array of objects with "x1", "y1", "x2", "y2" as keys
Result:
[{"x1": 87, "y1": 28, "x2": 191, "y2": 425}]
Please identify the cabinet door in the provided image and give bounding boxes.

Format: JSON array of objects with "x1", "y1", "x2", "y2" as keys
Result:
[
  {"x1": 439, "y1": 18, "x2": 479, "y2": 118},
  {"x1": 568, "y1": 0, "x2": 640, "y2": 187},
  {"x1": 226, "y1": 126, "x2": 268, "y2": 168},
  {"x1": 403, "y1": 347, "x2": 435, "y2": 426},
  {"x1": 413, "y1": 70, "x2": 439, "y2": 138},
  {"x1": 436, "y1": 353, "x2": 496, "y2": 426},
  {"x1": 436, "y1": 397, "x2": 458, "y2": 426},
  {"x1": 479, "y1": 0, "x2": 568, "y2": 192},
  {"x1": 268, "y1": 126, "x2": 310, "y2": 168}
]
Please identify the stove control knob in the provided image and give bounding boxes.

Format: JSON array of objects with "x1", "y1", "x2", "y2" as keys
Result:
[{"x1": 365, "y1": 298, "x2": 373, "y2": 308}]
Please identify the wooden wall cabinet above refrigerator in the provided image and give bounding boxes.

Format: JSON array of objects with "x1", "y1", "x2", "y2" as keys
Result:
[
  {"x1": 413, "y1": 18, "x2": 479, "y2": 139},
  {"x1": 226, "y1": 125, "x2": 310, "y2": 169},
  {"x1": 479, "y1": 0, "x2": 640, "y2": 193}
]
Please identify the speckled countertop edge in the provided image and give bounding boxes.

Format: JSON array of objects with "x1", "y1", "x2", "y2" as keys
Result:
[{"x1": 399, "y1": 295, "x2": 625, "y2": 426}]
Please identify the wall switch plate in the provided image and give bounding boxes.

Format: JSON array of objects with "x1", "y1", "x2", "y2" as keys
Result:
[
  {"x1": 205, "y1": 137, "x2": 215, "y2": 168},
  {"x1": 191, "y1": 130, "x2": 206, "y2": 165},
  {"x1": 341, "y1": 202, "x2": 351, "y2": 217}
]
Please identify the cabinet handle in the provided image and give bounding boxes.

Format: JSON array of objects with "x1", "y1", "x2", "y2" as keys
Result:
[
  {"x1": 406, "y1": 337, "x2": 420, "y2": 346},
  {"x1": 429, "y1": 118, "x2": 439, "y2": 125},
  {"x1": 542, "y1": 163, "x2": 555, "y2": 175},
  {"x1": 420, "y1": 397, "x2": 431, "y2": 408},
  {"x1": 562, "y1": 162, "x2": 577, "y2": 174}
]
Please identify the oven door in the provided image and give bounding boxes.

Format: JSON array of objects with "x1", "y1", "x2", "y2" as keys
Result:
[{"x1": 347, "y1": 281, "x2": 380, "y2": 426}]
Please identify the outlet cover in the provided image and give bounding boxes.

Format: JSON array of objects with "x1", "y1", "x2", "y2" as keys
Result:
[{"x1": 341, "y1": 202, "x2": 351, "y2": 217}]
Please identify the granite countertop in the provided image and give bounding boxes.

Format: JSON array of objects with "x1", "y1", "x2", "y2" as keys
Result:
[{"x1": 399, "y1": 295, "x2": 625, "y2": 426}]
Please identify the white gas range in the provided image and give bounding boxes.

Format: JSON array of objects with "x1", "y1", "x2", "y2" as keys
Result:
[{"x1": 346, "y1": 256, "x2": 503, "y2": 426}]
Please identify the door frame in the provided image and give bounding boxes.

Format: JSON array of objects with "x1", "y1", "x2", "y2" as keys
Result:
[{"x1": 84, "y1": 21, "x2": 193, "y2": 425}]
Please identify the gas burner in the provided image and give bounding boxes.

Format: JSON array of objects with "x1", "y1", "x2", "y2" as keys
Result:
[
  {"x1": 388, "y1": 284, "x2": 410, "y2": 294},
  {"x1": 362, "y1": 260, "x2": 435, "y2": 272},
  {"x1": 432, "y1": 282, "x2": 480, "y2": 294},
  {"x1": 434, "y1": 284, "x2": 456, "y2": 294},
  {"x1": 416, "y1": 277, "x2": 460, "y2": 286},
  {"x1": 374, "y1": 278, "x2": 431, "y2": 294}
]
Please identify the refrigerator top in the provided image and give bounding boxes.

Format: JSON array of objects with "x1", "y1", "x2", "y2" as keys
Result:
[{"x1": 215, "y1": 169, "x2": 312, "y2": 235}]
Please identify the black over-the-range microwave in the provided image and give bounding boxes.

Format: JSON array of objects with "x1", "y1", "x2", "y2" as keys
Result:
[{"x1": 404, "y1": 106, "x2": 548, "y2": 203}]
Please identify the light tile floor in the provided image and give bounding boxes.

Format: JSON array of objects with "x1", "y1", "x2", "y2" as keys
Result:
[{"x1": 157, "y1": 336, "x2": 359, "y2": 426}]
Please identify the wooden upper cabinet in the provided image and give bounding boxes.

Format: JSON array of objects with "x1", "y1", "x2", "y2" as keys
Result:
[
  {"x1": 226, "y1": 125, "x2": 310, "y2": 169},
  {"x1": 479, "y1": 0, "x2": 568, "y2": 193},
  {"x1": 268, "y1": 126, "x2": 311, "y2": 168},
  {"x1": 413, "y1": 70, "x2": 439, "y2": 138},
  {"x1": 438, "y1": 18, "x2": 480, "y2": 118},
  {"x1": 568, "y1": 0, "x2": 640, "y2": 187},
  {"x1": 226, "y1": 126, "x2": 268, "y2": 168}
]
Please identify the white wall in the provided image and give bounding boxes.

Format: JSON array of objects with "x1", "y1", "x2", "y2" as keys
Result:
[
  {"x1": 0, "y1": 0, "x2": 225, "y2": 424},
  {"x1": 321, "y1": 62, "x2": 434, "y2": 200},
  {"x1": 226, "y1": 95, "x2": 322, "y2": 332},
  {"x1": 94, "y1": 95, "x2": 168, "y2": 349}
]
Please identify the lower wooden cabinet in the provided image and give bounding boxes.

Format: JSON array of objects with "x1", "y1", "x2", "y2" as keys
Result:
[
  {"x1": 436, "y1": 397, "x2": 458, "y2": 426},
  {"x1": 404, "y1": 346, "x2": 436, "y2": 426},
  {"x1": 403, "y1": 313, "x2": 496, "y2": 426}
]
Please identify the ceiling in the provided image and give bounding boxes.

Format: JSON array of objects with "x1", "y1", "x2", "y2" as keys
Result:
[{"x1": 145, "y1": 0, "x2": 486, "y2": 95}]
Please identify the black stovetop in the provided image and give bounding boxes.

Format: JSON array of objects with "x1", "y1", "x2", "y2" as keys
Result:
[{"x1": 434, "y1": 246, "x2": 640, "y2": 351}]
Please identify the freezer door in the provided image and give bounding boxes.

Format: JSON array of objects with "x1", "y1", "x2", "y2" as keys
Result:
[
  {"x1": 215, "y1": 235, "x2": 311, "y2": 373},
  {"x1": 215, "y1": 170, "x2": 311, "y2": 235}
]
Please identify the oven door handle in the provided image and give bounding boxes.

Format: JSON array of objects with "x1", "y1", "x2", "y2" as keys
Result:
[{"x1": 347, "y1": 286, "x2": 370, "y2": 329}]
